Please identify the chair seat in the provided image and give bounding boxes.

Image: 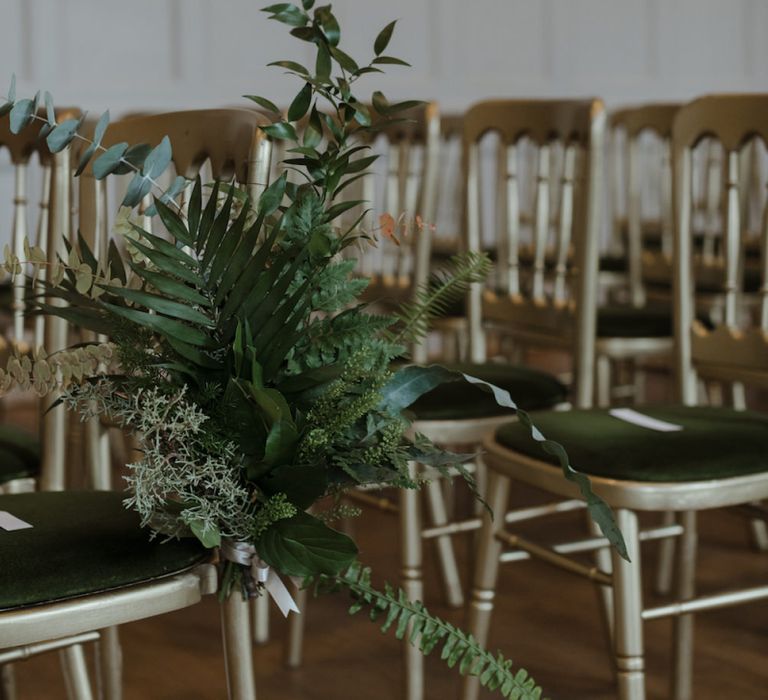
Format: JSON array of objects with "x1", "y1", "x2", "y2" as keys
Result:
[
  {"x1": 0, "y1": 491, "x2": 210, "y2": 610},
  {"x1": 597, "y1": 304, "x2": 672, "y2": 338},
  {"x1": 495, "y1": 406, "x2": 768, "y2": 482},
  {"x1": 0, "y1": 425, "x2": 40, "y2": 484},
  {"x1": 410, "y1": 362, "x2": 567, "y2": 421}
]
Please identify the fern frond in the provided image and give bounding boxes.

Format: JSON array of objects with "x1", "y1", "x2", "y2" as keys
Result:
[
  {"x1": 333, "y1": 563, "x2": 547, "y2": 700},
  {"x1": 392, "y1": 251, "x2": 491, "y2": 346}
]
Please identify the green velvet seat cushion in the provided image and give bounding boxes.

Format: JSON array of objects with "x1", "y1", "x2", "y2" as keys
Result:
[
  {"x1": 496, "y1": 405, "x2": 768, "y2": 482},
  {"x1": 597, "y1": 304, "x2": 672, "y2": 338},
  {"x1": 599, "y1": 254, "x2": 628, "y2": 273},
  {"x1": 0, "y1": 425, "x2": 41, "y2": 484},
  {"x1": 410, "y1": 362, "x2": 567, "y2": 421},
  {"x1": 0, "y1": 491, "x2": 210, "y2": 610}
]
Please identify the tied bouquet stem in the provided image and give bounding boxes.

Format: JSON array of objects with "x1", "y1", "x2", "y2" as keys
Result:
[{"x1": 0, "y1": 4, "x2": 627, "y2": 698}]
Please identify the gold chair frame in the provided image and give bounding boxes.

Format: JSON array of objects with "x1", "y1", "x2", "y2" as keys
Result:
[{"x1": 462, "y1": 94, "x2": 768, "y2": 700}]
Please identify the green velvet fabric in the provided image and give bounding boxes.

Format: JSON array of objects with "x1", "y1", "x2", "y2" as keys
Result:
[
  {"x1": 410, "y1": 362, "x2": 567, "y2": 421},
  {"x1": 597, "y1": 304, "x2": 672, "y2": 338},
  {"x1": 0, "y1": 491, "x2": 209, "y2": 610},
  {"x1": 0, "y1": 425, "x2": 40, "y2": 483},
  {"x1": 496, "y1": 405, "x2": 768, "y2": 482},
  {"x1": 599, "y1": 254, "x2": 628, "y2": 273}
]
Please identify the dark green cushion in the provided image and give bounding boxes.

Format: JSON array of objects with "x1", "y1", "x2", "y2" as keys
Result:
[
  {"x1": 496, "y1": 406, "x2": 768, "y2": 482},
  {"x1": 0, "y1": 425, "x2": 40, "y2": 484},
  {"x1": 597, "y1": 304, "x2": 672, "y2": 338},
  {"x1": 410, "y1": 362, "x2": 567, "y2": 421},
  {"x1": 0, "y1": 491, "x2": 209, "y2": 610},
  {"x1": 599, "y1": 254, "x2": 628, "y2": 273}
]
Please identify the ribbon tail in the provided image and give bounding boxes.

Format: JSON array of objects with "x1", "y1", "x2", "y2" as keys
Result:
[{"x1": 265, "y1": 569, "x2": 301, "y2": 617}]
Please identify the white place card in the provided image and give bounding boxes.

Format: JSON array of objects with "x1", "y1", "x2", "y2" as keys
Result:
[
  {"x1": 609, "y1": 408, "x2": 683, "y2": 433},
  {"x1": 0, "y1": 511, "x2": 33, "y2": 531}
]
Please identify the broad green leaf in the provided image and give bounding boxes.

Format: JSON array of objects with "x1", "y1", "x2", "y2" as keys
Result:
[
  {"x1": 303, "y1": 105, "x2": 323, "y2": 148},
  {"x1": 92, "y1": 142, "x2": 128, "y2": 179},
  {"x1": 260, "y1": 463, "x2": 328, "y2": 509},
  {"x1": 101, "y1": 301, "x2": 213, "y2": 347},
  {"x1": 315, "y1": 42, "x2": 331, "y2": 81},
  {"x1": 74, "y1": 110, "x2": 109, "y2": 175},
  {"x1": 187, "y1": 176, "x2": 202, "y2": 237},
  {"x1": 287, "y1": 82, "x2": 312, "y2": 122},
  {"x1": 9, "y1": 97, "x2": 36, "y2": 134},
  {"x1": 122, "y1": 172, "x2": 152, "y2": 207},
  {"x1": 153, "y1": 196, "x2": 193, "y2": 246},
  {"x1": 113, "y1": 143, "x2": 152, "y2": 174},
  {"x1": 344, "y1": 154, "x2": 377, "y2": 174},
  {"x1": 266, "y1": 4, "x2": 308, "y2": 27},
  {"x1": 258, "y1": 172, "x2": 287, "y2": 216},
  {"x1": 374, "y1": 20, "x2": 396, "y2": 56},
  {"x1": 126, "y1": 260, "x2": 210, "y2": 307},
  {"x1": 165, "y1": 335, "x2": 222, "y2": 370},
  {"x1": 315, "y1": 5, "x2": 340, "y2": 46},
  {"x1": 143, "y1": 135, "x2": 172, "y2": 178},
  {"x1": 262, "y1": 121, "x2": 298, "y2": 141},
  {"x1": 38, "y1": 91, "x2": 55, "y2": 138},
  {"x1": 267, "y1": 60, "x2": 310, "y2": 76},
  {"x1": 200, "y1": 186, "x2": 234, "y2": 270},
  {"x1": 128, "y1": 238, "x2": 204, "y2": 287},
  {"x1": 379, "y1": 364, "x2": 456, "y2": 415},
  {"x1": 323, "y1": 199, "x2": 364, "y2": 223},
  {"x1": 301, "y1": 0, "x2": 314, "y2": 8},
  {"x1": 372, "y1": 90, "x2": 389, "y2": 114},
  {"x1": 256, "y1": 511, "x2": 357, "y2": 578},
  {"x1": 372, "y1": 56, "x2": 410, "y2": 66},
  {"x1": 330, "y1": 46, "x2": 358, "y2": 73},
  {"x1": 47, "y1": 116, "x2": 83, "y2": 153},
  {"x1": 189, "y1": 519, "x2": 221, "y2": 548},
  {"x1": 351, "y1": 101, "x2": 371, "y2": 127},
  {"x1": 388, "y1": 99, "x2": 425, "y2": 113},
  {"x1": 208, "y1": 203, "x2": 248, "y2": 283},
  {"x1": 102, "y1": 285, "x2": 215, "y2": 327},
  {"x1": 243, "y1": 94, "x2": 281, "y2": 113}
]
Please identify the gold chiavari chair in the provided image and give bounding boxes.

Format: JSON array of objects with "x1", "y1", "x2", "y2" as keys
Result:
[
  {"x1": 463, "y1": 94, "x2": 768, "y2": 700},
  {"x1": 0, "y1": 109, "x2": 272, "y2": 700},
  {"x1": 0, "y1": 109, "x2": 83, "y2": 497}
]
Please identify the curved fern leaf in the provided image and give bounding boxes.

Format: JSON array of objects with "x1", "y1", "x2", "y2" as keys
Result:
[{"x1": 331, "y1": 563, "x2": 548, "y2": 700}]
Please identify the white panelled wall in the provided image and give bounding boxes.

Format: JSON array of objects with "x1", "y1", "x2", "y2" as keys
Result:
[{"x1": 0, "y1": 0, "x2": 767, "y2": 246}]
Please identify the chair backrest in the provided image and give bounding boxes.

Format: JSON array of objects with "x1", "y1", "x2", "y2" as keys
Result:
[
  {"x1": 673, "y1": 94, "x2": 768, "y2": 403},
  {"x1": 609, "y1": 103, "x2": 681, "y2": 307},
  {"x1": 349, "y1": 103, "x2": 440, "y2": 298},
  {"x1": 68, "y1": 110, "x2": 271, "y2": 491},
  {"x1": 463, "y1": 98, "x2": 605, "y2": 409},
  {"x1": 0, "y1": 109, "x2": 80, "y2": 347},
  {"x1": 0, "y1": 109, "x2": 81, "y2": 491}
]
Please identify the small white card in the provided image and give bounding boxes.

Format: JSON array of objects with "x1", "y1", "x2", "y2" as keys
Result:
[
  {"x1": 0, "y1": 511, "x2": 33, "y2": 531},
  {"x1": 609, "y1": 408, "x2": 683, "y2": 433}
]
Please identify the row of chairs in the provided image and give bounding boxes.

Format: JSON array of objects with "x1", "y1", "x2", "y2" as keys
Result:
[{"x1": 0, "y1": 92, "x2": 767, "y2": 700}]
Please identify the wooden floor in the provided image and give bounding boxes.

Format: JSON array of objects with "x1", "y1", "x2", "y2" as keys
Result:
[{"x1": 10, "y1": 479, "x2": 768, "y2": 700}]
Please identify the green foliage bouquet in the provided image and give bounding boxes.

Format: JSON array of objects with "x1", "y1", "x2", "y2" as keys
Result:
[{"x1": 0, "y1": 3, "x2": 626, "y2": 697}]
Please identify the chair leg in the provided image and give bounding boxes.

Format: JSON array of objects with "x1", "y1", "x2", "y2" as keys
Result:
[
  {"x1": 612, "y1": 509, "x2": 645, "y2": 700},
  {"x1": 654, "y1": 511, "x2": 677, "y2": 595},
  {"x1": 749, "y1": 517, "x2": 768, "y2": 552},
  {"x1": 60, "y1": 645, "x2": 94, "y2": 700},
  {"x1": 221, "y1": 592, "x2": 257, "y2": 700},
  {"x1": 671, "y1": 511, "x2": 697, "y2": 700},
  {"x1": 424, "y1": 477, "x2": 464, "y2": 608},
  {"x1": 252, "y1": 595, "x2": 269, "y2": 645},
  {"x1": 283, "y1": 586, "x2": 308, "y2": 669},
  {"x1": 588, "y1": 513, "x2": 615, "y2": 653},
  {"x1": 98, "y1": 626, "x2": 122, "y2": 700},
  {"x1": 0, "y1": 664, "x2": 16, "y2": 700},
  {"x1": 461, "y1": 470, "x2": 511, "y2": 700},
  {"x1": 596, "y1": 354, "x2": 612, "y2": 408},
  {"x1": 400, "y1": 461, "x2": 424, "y2": 700},
  {"x1": 85, "y1": 415, "x2": 112, "y2": 491}
]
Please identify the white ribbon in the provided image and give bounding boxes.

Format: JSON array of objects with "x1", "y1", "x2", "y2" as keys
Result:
[{"x1": 220, "y1": 540, "x2": 300, "y2": 617}]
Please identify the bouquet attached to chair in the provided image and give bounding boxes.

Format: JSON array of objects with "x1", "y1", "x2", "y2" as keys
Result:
[{"x1": 0, "y1": 4, "x2": 624, "y2": 697}]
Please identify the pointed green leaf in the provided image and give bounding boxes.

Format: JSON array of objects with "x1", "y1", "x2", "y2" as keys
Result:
[
  {"x1": 92, "y1": 142, "x2": 128, "y2": 179},
  {"x1": 243, "y1": 94, "x2": 281, "y2": 114},
  {"x1": 374, "y1": 20, "x2": 396, "y2": 56},
  {"x1": 287, "y1": 82, "x2": 312, "y2": 122}
]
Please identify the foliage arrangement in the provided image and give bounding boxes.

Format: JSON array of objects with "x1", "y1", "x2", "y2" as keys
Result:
[{"x1": 0, "y1": 3, "x2": 627, "y2": 698}]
